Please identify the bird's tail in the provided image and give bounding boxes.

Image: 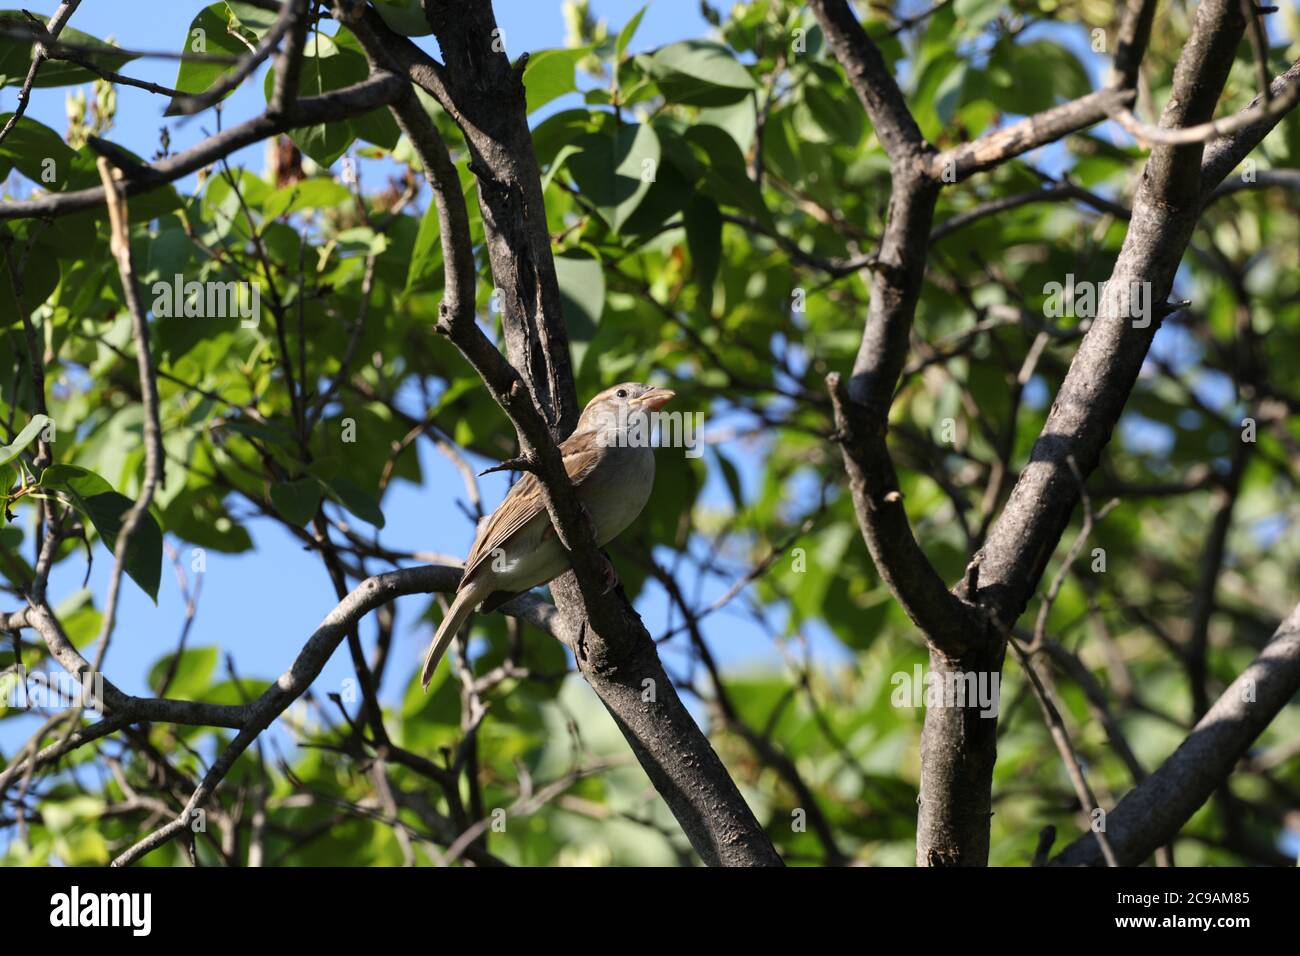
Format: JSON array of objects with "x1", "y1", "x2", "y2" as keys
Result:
[{"x1": 421, "y1": 581, "x2": 485, "y2": 690}]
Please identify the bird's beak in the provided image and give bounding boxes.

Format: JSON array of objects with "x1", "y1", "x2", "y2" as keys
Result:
[{"x1": 634, "y1": 387, "x2": 676, "y2": 411}]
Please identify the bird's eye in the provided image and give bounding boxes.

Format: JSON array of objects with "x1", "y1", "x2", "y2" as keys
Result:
[{"x1": 616, "y1": 388, "x2": 628, "y2": 398}]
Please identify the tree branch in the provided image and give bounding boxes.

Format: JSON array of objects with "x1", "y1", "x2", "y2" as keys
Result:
[
  {"x1": 0, "y1": 73, "x2": 406, "y2": 221},
  {"x1": 1200, "y1": 57, "x2": 1300, "y2": 196},
  {"x1": 1052, "y1": 601, "x2": 1300, "y2": 866},
  {"x1": 927, "y1": 0, "x2": 1156, "y2": 183},
  {"x1": 166, "y1": 0, "x2": 306, "y2": 115},
  {"x1": 341, "y1": 2, "x2": 782, "y2": 866},
  {"x1": 807, "y1": 0, "x2": 926, "y2": 162},
  {"x1": 976, "y1": 0, "x2": 1252, "y2": 631},
  {"x1": 0, "y1": 0, "x2": 82, "y2": 147},
  {"x1": 955, "y1": 0, "x2": 1251, "y2": 867},
  {"x1": 1107, "y1": 66, "x2": 1300, "y2": 146}
]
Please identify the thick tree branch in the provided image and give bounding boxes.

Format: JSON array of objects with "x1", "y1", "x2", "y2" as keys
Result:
[
  {"x1": 1052, "y1": 602, "x2": 1300, "y2": 866},
  {"x1": 930, "y1": 88, "x2": 1137, "y2": 183},
  {"x1": 828, "y1": 373, "x2": 973, "y2": 654},
  {"x1": 362, "y1": 1, "x2": 579, "y2": 433},
  {"x1": 808, "y1": 0, "x2": 926, "y2": 161},
  {"x1": 950, "y1": 0, "x2": 1254, "y2": 868},
  {"x1": 977, "y1": 0, "x2": 1250, "y2": 632},
  {"x1": 808, "y1": 0, "x2": 1004, "y2": 865},
  {"x1": 812, "y1": 0, "x2": 1288, "y2": 867},
  {"x1": 807, "y1": 4, "x2": 973, "y2": 648},
  {"x1": 342, "y1": 2, "x2": 782, "y2": 866}
]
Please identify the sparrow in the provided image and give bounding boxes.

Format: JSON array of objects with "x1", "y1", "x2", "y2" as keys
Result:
[{"x1": 421, "y1": 382, "x2": 676, "y2": 689}]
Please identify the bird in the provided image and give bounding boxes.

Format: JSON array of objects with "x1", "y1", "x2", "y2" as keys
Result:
[{"x1": 420, "y1": 382, "x2": 676, "y2": 689}]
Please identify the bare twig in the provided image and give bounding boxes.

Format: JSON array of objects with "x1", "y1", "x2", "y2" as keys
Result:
[{"x1": 0, "y1": 0, "x2": 83, "y2": 147}]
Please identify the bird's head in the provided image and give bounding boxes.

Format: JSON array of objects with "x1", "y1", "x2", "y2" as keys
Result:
[{"x1": 576, "y1": 382, "x2": 676, "y2": 438}]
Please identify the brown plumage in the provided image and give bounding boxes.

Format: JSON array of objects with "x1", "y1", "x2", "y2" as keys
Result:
[{"x1": 420, "y1": 382, "x2": 675, "y2": 688}]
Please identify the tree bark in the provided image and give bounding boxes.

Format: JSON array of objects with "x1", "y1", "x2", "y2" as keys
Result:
[
  {"x1": 1053, "y1": 603, "x2": 1300, "y2": 865},
  {"x1": 357, "y1": 0, "x2": 783, "y2": 866}
]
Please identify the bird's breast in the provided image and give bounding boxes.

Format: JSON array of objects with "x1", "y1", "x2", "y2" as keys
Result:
[{"x1": 581, "y1": 443, "x2": 656, "y2": 545}]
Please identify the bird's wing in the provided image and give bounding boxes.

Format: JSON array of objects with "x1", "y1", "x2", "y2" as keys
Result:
[{"x1": 458, "y1": 436, "x2": 603, "y2": 589}]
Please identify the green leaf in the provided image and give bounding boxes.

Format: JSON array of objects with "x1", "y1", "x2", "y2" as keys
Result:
[
  {"x1": 224, "y1": 2, "x2": 279, "y2": 39},
  {"x1": 404, "y1": 199, "x2": 443, "y2": 294},
  {"x1": 221, "y1": 419, "x2": 296, "y2": 449},
  {"x1": 371, "y1": 0, "x2": 432, "y2": 37},
  {"x1": 201, "y1": 677, "x2": 272, "y2": 707},
  {"x1": 333, "y1": 27, "x2": 402, "y2": 149},
  {"x1": 0, "y1": 115, "x2": 78, "y2": 187},
  {"x1": 53, "y1": 589, "x2": 102, "y2": 648},
  {"x1": 566, "y1": 123, "x2": 661, "y2": 234},
  {"x1": 554, "y1": 250, "x2": 604, "y2": 352},
  {"x1": 349, "y1": 101, "x2": 403, "y2": 150},
  {"x1": 991, "y1": 39, "x2": 1090, "y2": 115},
  {"x1": 162, "y1": 489, "x2": 254, "y2": 554},
  {"x1": 955, "y1": 0, "x2": 1002, "y2": 31},
  {"x1": 790, "y1": 523, "x2": 853, "y2": 623},
  {"x1": 0, "y1": 414, "x2": 49, "y2": 466},
  {"x1": 271, "y1": 478, "x2": 323, "y2": 526},
  {"x1": 713, "y1": 449, "x2": 744, "y2": 513},
  {"x1": 201, "y1": 168, "x2": 271, "y2": 239},
  {"x1": 0, "y1": 525, "x2": 32, "y2": 587},
  {"x1": 40, "y1": 796, "x2": 108, "y2": 866},
  {"x1": 148, "y1": 645, "x2": 218, "y2": 699},
  {"x1": 933, "y1": 61, "x2": 968, "y2": 126},
  {"x1": 684, "y1": 195, "x2": 721, "y2": 312},
  {"x1": 263, "y1": 31, "x2": 366, "y2": 166},
  {"x1": 262, "y1": 177, "x2": 352, "y2": 221},
  {"x1": 0, "y1": 12, "x2": 137, "y2": 88},
  {"x1": 40, "y1": 464, "x2": 163, "y2": 602},
  {"x1": 684, "y1": 124, "x2": 771, "y2": 226},
  {"x1": 72, "y1": 146, "x2": 183, "y2": 221},
  {"x1": 168, "y1": 3, "x2": 256, "y2": 108},
  {"x1": 531, "y1": 109, "x2": 597, "y2": 167},
  {"x1": 616, "y1": 5, "x2": 648, "y2": 60},
  {"x1": 541, "y1": 142, "x2": 584, "y2": 194},
  {"x1": 141, "y1": 226, "x2": 197, "y2": 285},
  {"x1": 648, "y1": 40, "x2": 756, "y2": 106},
  {"x1": 523, "y1": 47, "x2": 591, "y2": 114},
  {"x1": 335, "y1": 226, "x2": 387, "y2": 256},
  {"x1": 319, "y1": 475, "x2": 385, "y2": 528}
]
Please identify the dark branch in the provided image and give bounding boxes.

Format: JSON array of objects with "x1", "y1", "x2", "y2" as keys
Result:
[
  {"x1": 0, "y1": 73, "x2": 406, "y2": 222},
  {"x1": 1052, "y1": 603, "x2": 1300, "y2": 866}
]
